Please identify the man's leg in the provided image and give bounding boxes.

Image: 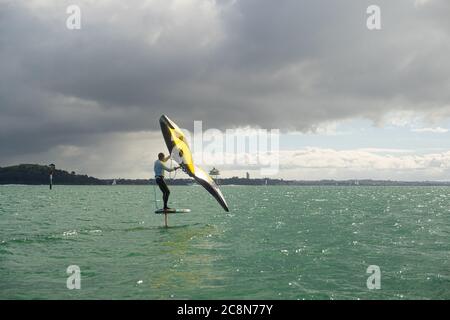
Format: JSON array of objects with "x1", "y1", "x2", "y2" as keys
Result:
[
  {"x1": 156, "y1": 178, "x2": 165, "y2": 207},
  {"x1": 163, "y1": 191, "x2": 169, "y2": 209},
  {"x1": 157, "y1": 178, "x2": 170, "y2": 209}
]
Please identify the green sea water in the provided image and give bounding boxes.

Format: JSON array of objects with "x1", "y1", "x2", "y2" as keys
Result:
[{"x1": 0, "y1": 185, "x2": 449, "y2": 300}]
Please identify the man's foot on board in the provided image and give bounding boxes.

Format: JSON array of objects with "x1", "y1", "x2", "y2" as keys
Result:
[{"x1": 163, "y1": 207, "x2": 172, "y2": 211}]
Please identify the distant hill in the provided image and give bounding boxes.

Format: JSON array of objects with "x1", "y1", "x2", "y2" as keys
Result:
[
  {"x1": 1, "y1": 164, "x2": 449, "y2": 186},
  {"x1": 0, "y1": 164, "x2": 103, "y2": 185}
]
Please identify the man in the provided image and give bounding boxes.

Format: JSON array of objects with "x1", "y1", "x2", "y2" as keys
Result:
[{"x1": 154, "y1": 152, "x2": 179, "y2": 211}]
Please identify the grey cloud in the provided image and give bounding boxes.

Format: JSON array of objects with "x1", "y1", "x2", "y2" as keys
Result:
[{"x1": 1, "y1": 0, "x2": 450, "y2": 162}]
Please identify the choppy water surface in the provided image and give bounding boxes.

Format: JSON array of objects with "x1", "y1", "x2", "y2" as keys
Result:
[{"x1": 0, "y1": 185, "x2": 449, "y2": 299}]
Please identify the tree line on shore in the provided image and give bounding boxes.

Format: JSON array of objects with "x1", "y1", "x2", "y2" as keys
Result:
[{"x1": 1, "y1": 164, "x2": 449, "y2": 186}]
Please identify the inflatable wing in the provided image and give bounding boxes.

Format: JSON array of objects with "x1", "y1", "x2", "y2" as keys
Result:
[{"x1": 159, "y1": 115, "x2": 229, "y2": 212}]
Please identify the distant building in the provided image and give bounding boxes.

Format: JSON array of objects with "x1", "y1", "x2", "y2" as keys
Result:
[
  {"x1": 209, "y1": 167, "x2": 220, "y2": 176},
  {"x1": 246, "y1": 172, "x2": 250, "y2": 179},
  {"x1": 209, "y1": 167, "x2": 220, "y2": 184}
]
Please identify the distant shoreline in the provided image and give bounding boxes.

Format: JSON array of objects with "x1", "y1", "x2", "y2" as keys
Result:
[
  {"x1": 1, "y1": 164, "x2": 450, "y2": 187},
  {"x1": 2, "y1": 183, "x2": 450, "y2": 187}
]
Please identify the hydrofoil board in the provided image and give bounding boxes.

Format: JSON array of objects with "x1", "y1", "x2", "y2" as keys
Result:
[{"x1": 154, "y1": 208, "x2": 191, "y2": 214}]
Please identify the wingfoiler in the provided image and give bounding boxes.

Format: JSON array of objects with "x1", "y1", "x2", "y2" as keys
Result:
[{"x1": 159, "y1": 115, "x2": 229, "y2": 212}]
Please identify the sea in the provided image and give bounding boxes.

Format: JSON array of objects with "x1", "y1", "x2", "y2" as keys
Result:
[{"x1": 0, "y1": 185, "x2": 449, "y2": 299}]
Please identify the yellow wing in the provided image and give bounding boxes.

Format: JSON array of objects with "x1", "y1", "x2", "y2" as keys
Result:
[{"x1": 159, "y1": 115, "x2": 229, "y2": 212}]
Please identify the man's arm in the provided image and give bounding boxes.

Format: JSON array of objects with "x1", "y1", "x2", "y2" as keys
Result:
[
  {"x1": 163, "y1": 155, "x2": 171, "y2": 162},
  {"x1": 162, "y1": 162, "x2": 177, "y2": 172}
]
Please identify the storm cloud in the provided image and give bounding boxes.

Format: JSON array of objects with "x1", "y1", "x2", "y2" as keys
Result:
[{"x1": 1, "y1": 0, "x2": 449, "y2": 177}]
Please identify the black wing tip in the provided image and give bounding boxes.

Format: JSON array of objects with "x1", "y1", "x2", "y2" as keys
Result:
[
  {"x1": 159, "y1": 114, "x2": 168, "y2": 123},
  {"x1": 160, "y1": 115, "x2": 176, "y2": 130},
  {"x1": 222, "y1": 202, "x2": 230, "y2": 212}
]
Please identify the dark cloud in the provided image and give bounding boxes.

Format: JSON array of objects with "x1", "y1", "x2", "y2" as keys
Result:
[{"x1": 1, "y1": 0, "x2": 449, "y2": 163}]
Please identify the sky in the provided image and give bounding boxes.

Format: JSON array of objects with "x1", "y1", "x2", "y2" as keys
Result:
[{"x1": 1, "y1": 0, "x2": 450, "y2": 180}]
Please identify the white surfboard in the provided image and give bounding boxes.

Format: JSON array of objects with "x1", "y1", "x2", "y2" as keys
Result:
[{"x1": 154, "y1": 208, "x2": 191, "y2": 214}]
